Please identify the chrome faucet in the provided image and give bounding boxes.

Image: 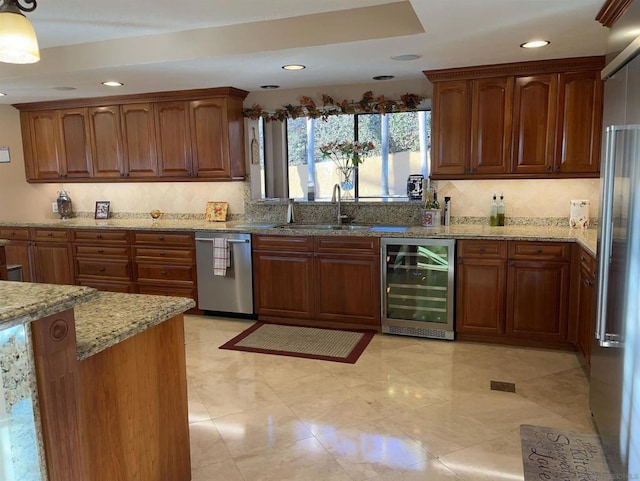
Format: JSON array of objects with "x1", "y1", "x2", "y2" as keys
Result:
[{"x1": 331, "y1": 184, "x2": 342, "y2": 224}]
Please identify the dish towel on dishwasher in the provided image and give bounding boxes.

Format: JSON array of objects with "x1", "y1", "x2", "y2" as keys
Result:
[{"x1": 212, "y1": 238, "x2": 230, "y2": 276}]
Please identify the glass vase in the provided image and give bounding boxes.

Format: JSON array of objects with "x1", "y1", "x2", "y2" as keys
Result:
[{"x1": 338, "y1": 166, "x2": 354, "y2": 195}]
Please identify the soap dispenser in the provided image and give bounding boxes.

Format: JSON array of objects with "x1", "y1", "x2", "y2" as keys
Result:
[
  {"x1": 286, "y1": 198, "x2": 295, "y2": 223},
  {"x1": 490, "y1": 194, "x2": 498, "y2": 226}
]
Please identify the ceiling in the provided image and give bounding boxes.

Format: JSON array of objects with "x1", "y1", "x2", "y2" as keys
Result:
[{"x1": 0, "y1": 0, "x2": 610, "y2": 105}]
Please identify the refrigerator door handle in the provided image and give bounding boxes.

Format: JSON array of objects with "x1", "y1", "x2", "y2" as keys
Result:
[{"x1": 596, "y1": 126, "x2": 616, "y2": 343}]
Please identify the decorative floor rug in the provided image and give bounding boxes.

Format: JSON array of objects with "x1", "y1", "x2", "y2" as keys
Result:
[
  {"x1": 219, "y1": 322, "x2": 375, "y2": 363},
  {"x1": 520, "y1": 424, "x2": 619, "y2": 481}
]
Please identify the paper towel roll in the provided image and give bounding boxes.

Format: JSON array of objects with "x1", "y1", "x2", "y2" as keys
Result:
[{"x1": 570, "y1": 200, "x2": 590, "y2": 229}]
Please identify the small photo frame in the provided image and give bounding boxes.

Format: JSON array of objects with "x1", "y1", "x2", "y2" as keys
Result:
[
  {"x1": 204, "y1": 201, "x2": 228, "y2": 222},
  {"x1": 94, "y1": 201, "x2": 110, "y2": 220}
]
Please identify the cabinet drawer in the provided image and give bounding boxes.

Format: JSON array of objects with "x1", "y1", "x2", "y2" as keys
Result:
[
  {"x1": 137, "y1": 284, "x2": 197, "y2": 301},
  {"x1": 77, "y1": 279, "x2": 136, "y2": 293},
  {"x1": 33, "y1": 228, "x2": 70, "y2": 242},
  {"x1": 508, "y1": 241, "x2": 570, "y2": 261},
  {"x1": 74, "y1": 245, "x2": 130, "y2": 258},
  {"x1": 253, "y1": 235, "x2": 314, "y2": 252},
  {"x1": 579, "y1": 247, "x2": 596, "y2": 275},
  {"x1": 458, "y1": 239, "x2": 507, "y2": 259},
  {"x1": 0, "y1": 228, "x2": 30, "y2": 240},
  {"x1": 133, "y1": 247, "x2": 194, "y2": 262},
  {"x1": 73, "y1": 230, "x2": 129, "y2": 244},
  {"x1": 135, "y1": 264, "x2": 195, "y2": 284},
  {"x1": 314, "y1": 236, "x2": 379, "y2": 254},
  {"x1": 133, "y1": 232, "x2": 193, "y2": 246},
  {"x1": 76, "y1": 258, "x2": 132, "y2": 279}
]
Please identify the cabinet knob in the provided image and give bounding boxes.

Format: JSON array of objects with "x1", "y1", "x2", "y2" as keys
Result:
[
  {"x1": 120, "y1": 172, "x2": 125, "y2": 177},
  {"x1": 159, "y1": 251, "x2": 165, "y2": 256},
  {"x1": 47, "y1": 233, "x2": 53, "y2": 237},
  {"x1": 161, "y1": 270, "x2": 167, "y2": 276},
  {"x1": 158, "y1": 236, "x2": 165, "y2": 241},
  {"x1": 509, "y1": 262, "x2": 515, "y2": 267},
  {"x1": 536, "y1": 249, "x2": 543, "y2": 254},
  {"x1": 546, "y1": 165, "x2": 552, "y2": 172},
  {"x1": 96, "y1": 234, "x2": 103, "y2": 239},
  {"x1": 99, "y1": 268, "x2": 106, "y2": 272},
  {"x1": 479, "y1": 246, "x2": 485, "y2": 252},
  {"x1": 97, "y1": 249, "x2": 104, "y2": 254},
  {"x1": 555, "y1": 166, "x2": 560, "y2": 172}
]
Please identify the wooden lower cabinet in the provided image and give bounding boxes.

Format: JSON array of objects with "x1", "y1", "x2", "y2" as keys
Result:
[
  {"x1": 31, "y1": 228, "x2": 75, "y2": 285},
  {"x1": 0, "y1": 227, "x2": 34, "y2": 281},
  {"x1": 456, "y1": 239, "x2": 573, "y2": 349},
  {"x1": 315, "y1": 253, "x2": 380, "y2": 325},
  {"x1": 574, "y1": 246, "x2": 597, "y2": 368},
  {"x1": 253, "y1": 251, "x2": 314, "y2": 320},
  {"x1": 253, "y1": 235, "x2": 380, "y2": 330},
  {"x1": 506, "y1": 260, "x2": 570, "y2": 343}
]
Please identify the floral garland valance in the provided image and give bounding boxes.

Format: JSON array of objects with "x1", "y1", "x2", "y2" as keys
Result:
[{"x1": 242, "y1": 90, "x2": 425, "y2": 122}]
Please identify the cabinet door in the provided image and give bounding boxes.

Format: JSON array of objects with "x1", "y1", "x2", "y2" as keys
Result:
[
  {"x1": 4, "y1": 241, "x2": 33, "y2": 282},
  {"x1": 512, "y1": 75, "x2": 558, "y2": 175},
  {"x1": 190, "y1": 99, "x2": 230, "y2": 179},
  {"x1": 26, "y1": 111, "x2": 62, "y2": 180},
  {"x1": 555, "y1": 71, "x2": 603, "y2": 174},
  {"x1": 470, "y1": 77, "x2": 513, "y2": 175},
  {"x1": 90, "y1": 106, "x2": 125, "y2": 178},
  {"x1": 456, "y1": 258, "x2": 506, "y2": 335},
  {"x1": 576, "y1": 264, "x2": 596, "y2": 367},
  {"x1": 506, "y1": 260, "x2": 569, "y2": 343},
  {"x1": 154, "y1": 101, "x2": 192, "y2": 177},
  {"x1": 252, "y1": 251, "x2": 314, "y2": 319},
  {"x1": 431, "y1": 80, "x2": 470, "y2": 177},
  {"x1": 33, "y1": 243, "x2": 75, "y2": 285},
  {"x1": 121, "y1": 103, "x2": 158, "y2": 177},
  {"x1": 58, "y1": 108, "x2": 93, "y2": 178},
  {"x1": 314, "y1": 253, "x2": 380, "y2": 326}
]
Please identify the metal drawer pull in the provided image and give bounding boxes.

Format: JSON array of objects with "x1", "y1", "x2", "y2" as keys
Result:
[{"x1": 195, "y1": 238, "x2": 249, "y2": 244}]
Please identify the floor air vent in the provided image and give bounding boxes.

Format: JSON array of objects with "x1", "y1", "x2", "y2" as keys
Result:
[{"x1": 382, "y1": 324, "x2": 454, "y2": 340}]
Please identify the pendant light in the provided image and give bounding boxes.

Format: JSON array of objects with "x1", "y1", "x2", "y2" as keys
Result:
[{"x1": 0, "y1": 0, "x2": 39, "y2": 64}]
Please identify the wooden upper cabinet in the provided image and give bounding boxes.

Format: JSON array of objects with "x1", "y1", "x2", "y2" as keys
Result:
[
  {"x1": 511, "y1": 74, "x2": 558, "y2": 175},
  {"x1": 89, "y1": 106, "x2": 125, "y2": 178},
  {"x1": 555, "y1": 71, "x2": 603, "y2": 174},
  {"x1": 121, "y1": 103, "x2": 158, "y2": 177},
  {"x1": 58, "y1": 108, "x2": 93, "y2": 178},
  {"x1": 471, "y1": 77, "x2": 513, "y2": 175},
  {"x1": 154, "y1": 101, "x2": 193, "y2": 177},
  {"x1": 23, "y1": 111, "x2": 62, "y2": 180},
  {"x1": 16, "y1": 87, "x2": 249, "y2": 182},
  {"x1": 190, "y1": 99, "x2": 229, "y2": 179},
  {"x1": 431, "y1": 80, "x2": 470, "y2": 176},
  {"x1": 424, "y1": 57, "x2": 604, "y2": 179}
]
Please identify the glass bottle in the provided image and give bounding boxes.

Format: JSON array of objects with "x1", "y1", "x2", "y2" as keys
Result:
[
  {"x1": 497, "y1": 194, "x2": 505, "y2": 226},
  {"x1": 431, "y1": 192, "x2": 440, "y2": 210},
  {"x1": 490, "y1": 194, "x2": 498, "y2": 226}
]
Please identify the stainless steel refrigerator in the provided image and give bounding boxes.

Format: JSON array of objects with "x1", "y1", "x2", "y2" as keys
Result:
[{"x1": 592, "y1": 7, "x2": 640, "y2": 477}]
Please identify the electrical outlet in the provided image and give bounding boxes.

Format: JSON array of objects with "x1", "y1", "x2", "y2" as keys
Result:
[{"x1": 51, "y1": 202, "x2": 58, "y2": 213}]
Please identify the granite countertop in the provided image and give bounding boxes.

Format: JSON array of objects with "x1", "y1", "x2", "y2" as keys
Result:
[
  {"x1": 0, "y1": 281, "x2": 98, "y2": 330},
  {"x1": 0, "y1": 218, "x2": 598, "y2": 256},
  {"x1": 74, "y1": 291, "x2": 195, "y2": 360},
  {"x1": 0, "y1": 239, "x2": 8, "y2": 246}
]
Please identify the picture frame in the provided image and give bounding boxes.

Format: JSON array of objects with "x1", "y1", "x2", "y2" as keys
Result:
[
  {"x1": 204, "y1": 201, "x2": 228, "y2": 222},
  {"x1": 94, "y1": 201, "x2": 110, "y2": 220}
]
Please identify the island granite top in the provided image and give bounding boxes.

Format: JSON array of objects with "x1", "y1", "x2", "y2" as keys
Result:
[
  {"x1": 73, "y1": 291, "x2": 195, "y2": 360},
  {"x1": 0, "y1": 281, "x2": 98, "y2": 330}
]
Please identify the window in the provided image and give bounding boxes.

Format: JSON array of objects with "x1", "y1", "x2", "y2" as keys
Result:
[{"x1": 285, "y1": 111, "x2": 431, "y2": 200}]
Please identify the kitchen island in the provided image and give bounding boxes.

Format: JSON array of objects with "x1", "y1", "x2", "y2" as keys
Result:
[{"x1": 0, "y1": 282, "x2": 194, "y2": 481}]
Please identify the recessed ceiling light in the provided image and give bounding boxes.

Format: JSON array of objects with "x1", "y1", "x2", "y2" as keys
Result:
[
  {"x1": 282, "y1": 64, "x2": 306, "y2": 71},
  {"x1": 520, "y1": 40, "x2": 550, "y2": 49},
  {"x1": 102, "y1": 81, "x2": 124, "y2": 87},
  {"x1": 260, "y1": 85, "x2": 280, "y2": 89},
  {"x1": 373, "y1": 75, "x2": 395, "y2": 81},
  {"x1": 0, "y1": 92, "x2": 6, "y2": 97},
  {"x1": 391, "y1": 54, "x2": 422, "y2": 61},
  {"x1": 51, "y1": 86, "x2": 76, "y2": 91}
]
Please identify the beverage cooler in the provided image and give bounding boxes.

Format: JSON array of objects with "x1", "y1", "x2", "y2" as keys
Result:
[{"x1": 381, "y1": 238, "x2": 455, "y2": 340}]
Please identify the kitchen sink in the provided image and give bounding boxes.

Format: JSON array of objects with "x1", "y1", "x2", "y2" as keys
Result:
[{"x1": 275, "y1": 224, "x2": 371, "y2": 231}]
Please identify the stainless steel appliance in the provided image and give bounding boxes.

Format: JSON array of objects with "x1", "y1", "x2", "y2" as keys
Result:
[
  {"x1": 381, "y1": 238, "x2": 455, "y2": 339},
  {"x1": 195, "y1": 232, "x2": 254, "y2": 315},
  {"x1": 592, "y1": 6, "x2": 640, "y2": 477}
]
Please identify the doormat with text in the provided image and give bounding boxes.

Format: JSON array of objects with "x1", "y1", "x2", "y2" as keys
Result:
[{"x1": 520, "y1": 424, "x2": 621, "y2": 480}]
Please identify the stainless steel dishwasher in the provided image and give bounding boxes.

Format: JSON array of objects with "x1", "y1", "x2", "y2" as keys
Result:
[{"x1": 195, "y1": 232, "x2": 254, "y2": 315}]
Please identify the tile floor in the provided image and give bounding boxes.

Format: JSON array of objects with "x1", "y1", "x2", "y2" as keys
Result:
[{"x1": 184, "y1": 315, "x2": 595, "y2": 481}]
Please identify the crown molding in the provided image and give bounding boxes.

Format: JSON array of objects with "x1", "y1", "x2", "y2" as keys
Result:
[
  {"x1": 596, "y1": 0, "x2": 633, "y2": 27},
  {"x1": 13, "y1": 87, "x2": 249, "y2": 111},
  {"x1": 423, "y1": 56, "x2": 605, "y2": 82}
]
